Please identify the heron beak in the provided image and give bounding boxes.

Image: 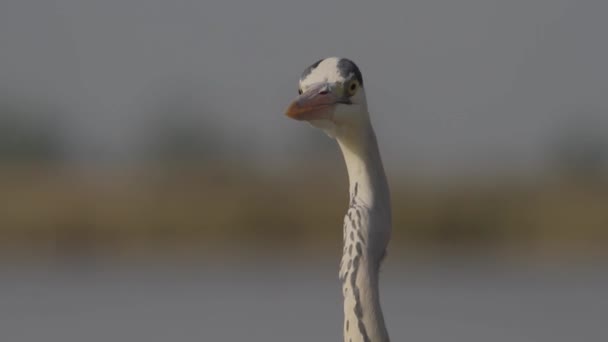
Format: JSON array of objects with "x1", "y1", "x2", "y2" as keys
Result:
[{"x1": 285, "y1": 84, "x2": 339, "y2": 121}]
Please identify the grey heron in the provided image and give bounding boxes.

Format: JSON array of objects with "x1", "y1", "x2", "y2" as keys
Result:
[{"x1": 285, "y1": 57, "x2": 391, "y2": 342}]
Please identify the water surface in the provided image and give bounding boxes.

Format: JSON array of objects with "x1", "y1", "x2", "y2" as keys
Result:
[{"x1": 1, "y1": 258, "x2": 606, "y2": 341}]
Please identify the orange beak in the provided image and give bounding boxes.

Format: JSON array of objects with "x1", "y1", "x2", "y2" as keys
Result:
[{"x1": 285, "y1": 84, "x2": 339, "y2": 121}]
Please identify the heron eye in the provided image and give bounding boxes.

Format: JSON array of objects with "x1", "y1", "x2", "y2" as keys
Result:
[
  {"x1": 298, "y1": 88, "x2": 303, "y2": 95},
  {"x1": 348, "y1": 81, "x2": 358, "y2": 96}
]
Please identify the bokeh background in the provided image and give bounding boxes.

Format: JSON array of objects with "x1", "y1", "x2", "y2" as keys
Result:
[{"x1": 1, "y1": 1, "x2": 607, "y2": 341}]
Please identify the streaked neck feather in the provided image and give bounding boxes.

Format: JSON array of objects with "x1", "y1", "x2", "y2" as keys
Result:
[{"x1": 336, "y1": 116, "x2": 391, "y2": 342}]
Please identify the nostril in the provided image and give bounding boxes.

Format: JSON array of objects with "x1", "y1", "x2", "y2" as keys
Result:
[{"x1": 319, "y1": 90, "x2": 329, "y2": 95}]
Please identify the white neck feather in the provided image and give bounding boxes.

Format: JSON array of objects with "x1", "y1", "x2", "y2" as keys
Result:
[
  {"x1": 337, "y1": 119, "x2": 390, "y2": 211},
  {"x1": 336, "y1": 116, "x2": 391, "y2": 342}
]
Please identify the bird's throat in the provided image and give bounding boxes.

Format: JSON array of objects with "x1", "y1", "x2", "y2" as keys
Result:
[{"x1": 336, "y1": 121, "x2": 390, "y2": 211}]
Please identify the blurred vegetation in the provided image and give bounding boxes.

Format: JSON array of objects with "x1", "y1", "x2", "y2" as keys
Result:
[
  {"x1": 142, "y1": 89, "x2": 226, "y2": 163},
  {"x1": 0, "y1": 100, "x2": 66, "y2": 162},
  {"x1": 0, "y1": 162, "x2": 606, "y2": 259},
  {"x1": 550, "y1": 111, "x2": 608, "y2": 183}
]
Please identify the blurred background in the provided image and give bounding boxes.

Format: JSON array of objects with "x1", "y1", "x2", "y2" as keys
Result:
[{"x1": 0, "y1": 0, "x2": 607, "y2": 341}]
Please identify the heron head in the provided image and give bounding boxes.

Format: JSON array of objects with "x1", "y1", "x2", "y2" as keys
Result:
[{"x1": 285, "y1": 57, "x2": 368, "y2": 137}]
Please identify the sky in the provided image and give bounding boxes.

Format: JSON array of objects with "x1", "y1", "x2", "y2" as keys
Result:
[{"x1": 1, "y1": 0, "x2": 607, "y2": 176}]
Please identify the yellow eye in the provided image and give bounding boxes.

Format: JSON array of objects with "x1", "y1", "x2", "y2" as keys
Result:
[{"x1": 347, "y1": 81, "x2": 358, "y2": 96}]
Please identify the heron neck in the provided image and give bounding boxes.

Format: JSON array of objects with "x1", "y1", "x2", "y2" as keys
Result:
[
  {"x1": 341, "y1": 260, "x2": 388, "y2": 342},
  {"x1": 336, "y1": 118, "x2": 391, "y2": 342},
  {"x1": 336, "y1": 119, "x2": 390, "y2": 211}
]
